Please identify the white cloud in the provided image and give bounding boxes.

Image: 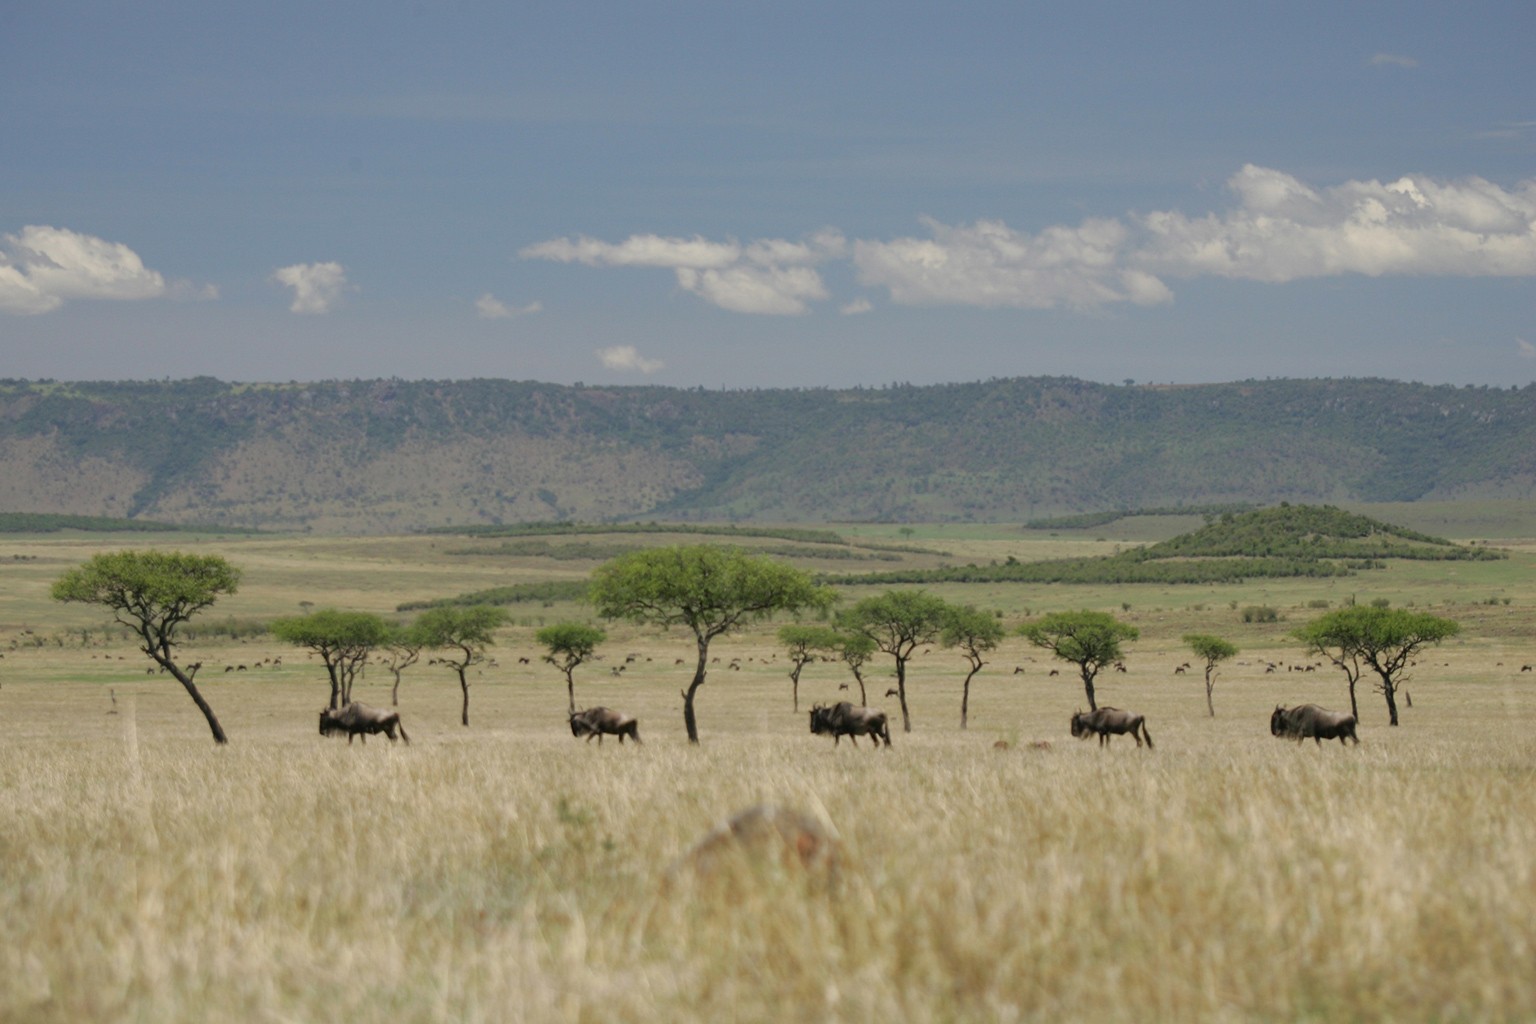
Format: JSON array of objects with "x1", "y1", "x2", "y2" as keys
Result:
[
  {"x1": 1138, "y1": 165, "x2": 1536, "y2": 282},
  {"x1": 1518, "y1": 338, "x2": 1536, "y2": 360},
  {"x1": 0, "y1": 225, "x2": 168, "y2": 314},
  {"x1": 854, "y1": 216, "x2": 1172, "y2": 309},
  {"x1": 840, "y1": 298, "x2": 873, "y2": 315},
  {"x1": 597, "y1": 344, "x2": 665, "y2": 374},
  {"x1": 521, "y1": 234, "x2": 740, "y2": 269},
  {"x1": 522, "y1": 167, "x2": 1536, "y2": 315},
  {"x1": 476, "y1": 293, "x2": 542, "y2": 319},
  {"x1": 1369, "y1": 53, "x2": 1419, "y2": 68},
  {"x1": 272, "y1": 261, "x2": 349, "y2": 314},
  {"x1": 524, "y1": 229, "x2": 843, "y2": 315}
]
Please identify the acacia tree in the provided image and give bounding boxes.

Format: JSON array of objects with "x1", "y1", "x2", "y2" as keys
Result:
[
  {"x1": 1020, "y1": 610, "x2": 1139, "y2": 712},
  {"x1": 52, "y1": 550, "x2": 241, "y2": 744},
  {"x1": 942, "y1": 605, "x2": 1004, "y2": 730},
  {"x1": 589, "y1": 545, "x2": 833, "y2": 744},
  {"x1": 1183, "y1": 633, "x2": 1239, "y2": 716},
  {"x1": 536, "y1": 621, "x2": 607, "y2": 715},
  {"x1": 777, "y1": 623, "x2": 842, "y2": 712},
  {"x1": 379, "y1": 621, "x2": 431, "y2": 706},
  {"x1": 841, "y1": 590, "x2": 952, "y2": 732},
  {"x1": 416, "y1": 605, "x2": 509, "y2": 726},
  {"x1": 270, "y1": 609, "x2": 392, "y2": 709},
  {"x1": 831, "y1": 630, "x2": 878, "y2": 706},
  {"x1": 1293, "y1": 606, "x2": 1459, "y2": 726}
]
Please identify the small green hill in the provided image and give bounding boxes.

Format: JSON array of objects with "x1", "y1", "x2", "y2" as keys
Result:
[{"x1": 828, "y1": 504, "x2": 1503, "y2": 586}]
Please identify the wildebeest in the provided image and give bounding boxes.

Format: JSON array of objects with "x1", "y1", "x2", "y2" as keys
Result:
[
  {"x1": 569, "y1": 706, "x2": 641, "y2": 745},
  {"x1": 1069, "y1": 707, "x2": 1154, "y2": 748},
  {"x1": 1270, "y1": 704, "x2": 1359, "y2": 746},
  {"x1": 319, "y1": 702, "x2": 410, "y2": 744},
  {"x1": 809, "y1": 702, "x2": 891, "y2": 749}
]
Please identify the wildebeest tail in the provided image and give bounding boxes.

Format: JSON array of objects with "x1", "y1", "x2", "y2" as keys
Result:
[
  {"x1": 1141, "y1": 721, "x2": 1153, "y2": 749},
  {"x1": 397, "y1": 721, "x2": 410, "y2": 745}
]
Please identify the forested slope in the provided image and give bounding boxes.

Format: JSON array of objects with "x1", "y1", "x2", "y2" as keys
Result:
[{"x1": 0, "y1": 376, "x2": 1532, "y2": 531}]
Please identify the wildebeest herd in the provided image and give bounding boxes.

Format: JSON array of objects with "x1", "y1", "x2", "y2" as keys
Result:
[{"x1": 317, "y1": 698, "x2": 1363, "y2": 751}]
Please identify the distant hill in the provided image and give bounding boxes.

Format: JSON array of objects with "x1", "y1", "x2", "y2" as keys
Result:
[
  {"x1": 1, "y1": 376, "x2": 1534, "y2": 533},
  {"x1": 825, "y1": 504, "x2": 1503, "y2": 587}
]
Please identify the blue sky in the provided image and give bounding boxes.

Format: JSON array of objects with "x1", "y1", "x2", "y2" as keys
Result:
[{"x1": 3, "y1": 1, "x2": 1533, "y2": 388}]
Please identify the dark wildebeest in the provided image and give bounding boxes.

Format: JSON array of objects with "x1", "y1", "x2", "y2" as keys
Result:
[
  {"x1": 809, "y1": 702, "x2": 891, "y2": 749},
  {"x1": 1069, "y1": 707, "x2": 1154, "y2": 748},
  {"x1": 1270, "y1": 704, "x2": 1359, "y2": 746},
  {"x1": 569, "y1": 706, "x2": 641, "y2": 745},
  {"x1": 319, "y1": 702, "x2": 410, "y2": 745}
]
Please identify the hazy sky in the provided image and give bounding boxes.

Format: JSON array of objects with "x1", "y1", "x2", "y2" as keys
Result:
[{"x1": 3, "y1": 1, "x2": 1533, "y2": 388}]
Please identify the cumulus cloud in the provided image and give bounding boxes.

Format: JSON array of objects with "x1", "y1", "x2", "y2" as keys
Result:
[
  {"x1": 1138, "y1": 165, "x2": 1536, "y2": 282},
  {"x1": 476, "y1": 293, "x2": 542, "y2": 319},
  {"x1": 597, "y1": 344, "x2": 665, "y2": 374},
  {"x1": 0, "y1": 225, "x2": 168, "y2": 314},
  {"x1": 524, "y1": 229, "x2": 844, "y2": 315},
  {"x1": 272, "y1": 261, "x2": 349, "y2": 314},
  {"x1": 523, "y1": 167, "x2": 1536, "y2": 314},
  {"x1": 854, "y1": 216, "x2": 1175, "y2": 310}
]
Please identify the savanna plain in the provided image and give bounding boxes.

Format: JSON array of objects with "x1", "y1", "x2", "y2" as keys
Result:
[{"x1": 3, "y1": 506, "x2": 1536, "y2": 1022}]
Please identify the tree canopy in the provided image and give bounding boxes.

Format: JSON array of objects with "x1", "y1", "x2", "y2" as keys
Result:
[
  {"x1": 941, "y1": 605, "x2": 1005, "y2": 730},
  {"x1": 777, "y1": 623, "x2": 843, "y2": 712},
  {"x1": 589, "y1": 544, "x2": 833, "y2": 743},
  {"x1": 536, "y1": 621, "x2": 607, "y2": 715},
  {"x1": 841, "y1": 590, "x2": 953, "y2": 732},
  {"x1": 270, "y1": 608, "x2": 392, "y2": 709},
  {"x1": 1020, "y1": 610, "x2": 1139, "y2": 711},
  {"x1": 1183, "y1": 633, "x2": 1239, "y2": 716},
  {"x1": 52, "y1": 549, "x2": 241, "y2": 743},
  {"x1": 1293, "y1": 606, "x2": 1460, "y2": 725},
  {"x1": 415, "y1": 605, "x2": 509, "y2": 726}
]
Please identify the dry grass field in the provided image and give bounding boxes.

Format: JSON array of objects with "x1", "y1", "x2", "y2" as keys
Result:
[{"x1": 3, "y1": 517, "x2": 1536, "y2": 1022}]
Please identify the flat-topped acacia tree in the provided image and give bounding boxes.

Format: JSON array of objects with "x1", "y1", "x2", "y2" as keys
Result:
[
  {"x1": 589, "y1": 545, "x2": 834, "y2": 744},
  {"x1": 53, "y1": 550, "x2": 241, "y2": 744},
  {"x1": 535, "y1": 621, "x2": 607, "y2": 716},
  {"x1": 1294, "y1": 606, "x2": 1459, "y2": 726},
  {"x1": 840, "y1": 590, "x2": 953, "y2": 733},
  {"x1": 270, "y1": 608, "x2": 392, "y2": 709},
  {"x1": 1020, "y1": 610, "x2": 1139, "y2": 712},
  {"x1": 416, "y1": 605, "x2": 509, "y2": 727}
]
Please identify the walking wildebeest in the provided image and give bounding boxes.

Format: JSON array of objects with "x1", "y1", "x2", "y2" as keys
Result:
[
  {"x1": 809, "y1": 702, "x2": 891, "y2": 749},
  {"x1": 1069, "y1": 707, "x2": 1154, "y2": 748},
  {"x1": 569, "y1": 706, "x2": 641, "y2": 745},
  {"x1": 1270, "y1": 704, "x2": 1359, "y2": 746},
  {"x1": 319, "y1": 702, "x2": 410, "y2": 745}
]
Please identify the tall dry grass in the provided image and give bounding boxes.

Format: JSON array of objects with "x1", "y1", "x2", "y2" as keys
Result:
[{"x1": 4, "y1": 657, "x2": 1534, "y2": 1023}]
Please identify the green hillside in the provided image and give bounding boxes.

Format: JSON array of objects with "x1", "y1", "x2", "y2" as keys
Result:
[{"x1": 1, "y1": 376, "x2": 1533, "y2": 531}]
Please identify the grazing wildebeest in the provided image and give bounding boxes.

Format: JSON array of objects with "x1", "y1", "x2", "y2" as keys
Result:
[
  {"x1": 1069, "y1": 707, "x2": 1154, "y2": 748},
  {"x1": 809, "y1": 702, "x2": 891, "y2": 749},
  {"x1": 1270, "y1": 704, "x2": 1359, "y2": 746},
  {"x1": 569, "y1": 706, "x2": 641, "y2": 745},
  {"x1": 319, "y1": 702, "x2": 410, "y2": 745}
]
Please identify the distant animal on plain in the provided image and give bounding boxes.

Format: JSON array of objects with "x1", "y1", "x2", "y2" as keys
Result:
[
  {"x1": 319, "y1": 702, "x2": 410, "y2": 745},
  {"x1": 885, "y1": 687, "x2": 899, "y2": 698},
  {"x1": 1270, "y1": 704, "x2": 1358, "y2": 746},
  {"x1": 1070, "y1": 707, "x2": 1153, "y2": 749},
  {"x1": 809, "y1": 701, "x2": 891, "y2": 749},
  {"x1": 569, "y1": 706, "x2": 641, "y2": 745}
]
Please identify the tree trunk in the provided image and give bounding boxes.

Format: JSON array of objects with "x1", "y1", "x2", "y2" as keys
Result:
[
  {"x1": 790, "y1": 666, "x2": 802, "y2": 713},
  {"x1": 960, "y1": 668, "x2": 979, "y2": 729},
  {"x1": 683, "y1": 640, "x2": 709, "y2": 744},
  {"x1": 459, "y1": 670, "x2": 470, "y2": 727},
  {"x1": 391, "y1": 669, "x2": 402, "y2": 706},
  {"x1": 567, "y1": 672, "x2": 576, "y2": 716},
  {"x1": 1382, "y1": 678, "x2": 1400, "y2": 726},
  {"x1": 164, "y1": 659, "x2": 228, "y2": 744},
  {"x1": 1082, "y1": 667, "x2": 1098, "y2": 712},
  {"x1": 1347, "y1": 677, "x2": 1360, "y2": 722},
  {"x1": 1205, "y1": 668, "x2": 1216, "y2": 717},
  {"x1": 896, "y1": 658, "x2": 911, "y2": 732},
  {"x1": 327, "y1": 663, "x2": 341, "y2": 710},
  {"x1": 853, "y1": 668, "x2": 867, "y2": 706}
]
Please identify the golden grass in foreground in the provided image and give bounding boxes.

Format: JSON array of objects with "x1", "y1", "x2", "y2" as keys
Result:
[{"x1": 4, "y1": 653, "x2": 1535, "y2": 1023}]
